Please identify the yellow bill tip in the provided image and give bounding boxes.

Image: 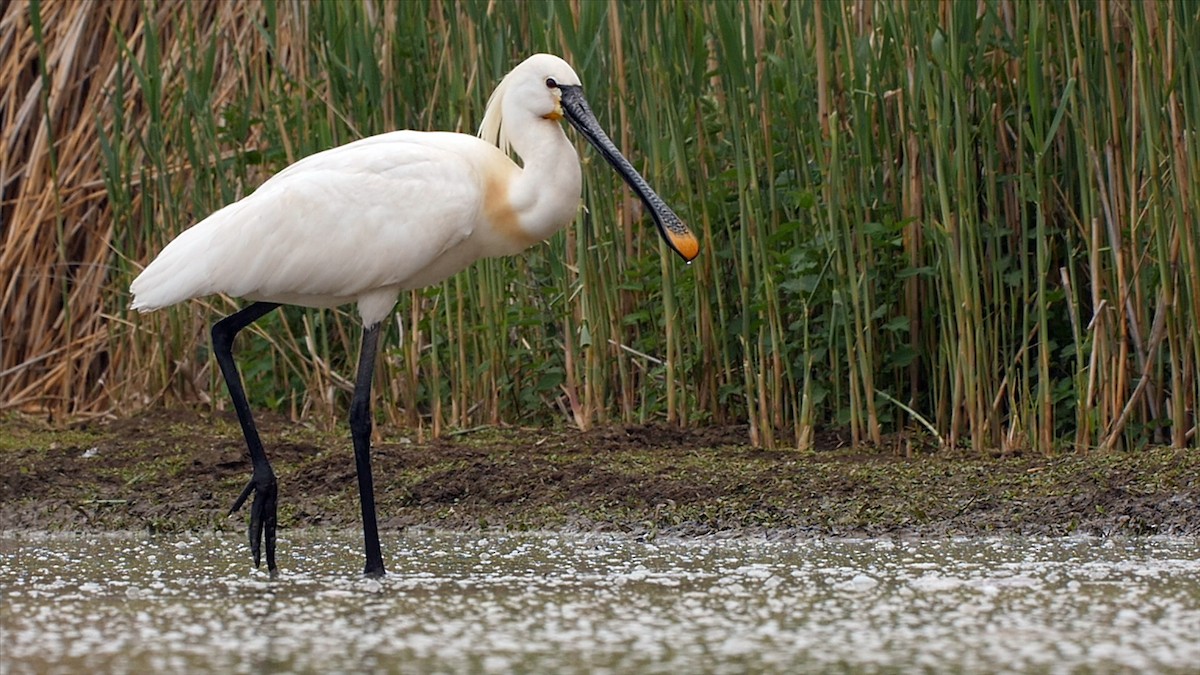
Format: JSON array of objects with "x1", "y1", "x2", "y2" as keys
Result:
[{"x1": 670, "y1": 231, "x2": 700, "y2": 262}]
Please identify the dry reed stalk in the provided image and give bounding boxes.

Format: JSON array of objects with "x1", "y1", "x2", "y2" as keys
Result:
[{"x1": 2, "y1": 1, "x2": 1195, "y2": 452}]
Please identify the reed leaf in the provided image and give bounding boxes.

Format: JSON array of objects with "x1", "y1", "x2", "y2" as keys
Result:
[{"x1": 2, "y1": 0, "x2": 1195, "y2": 452}]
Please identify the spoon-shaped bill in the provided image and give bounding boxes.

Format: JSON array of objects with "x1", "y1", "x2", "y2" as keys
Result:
[{"x1": 560, "y1": 85, "x2": 699, "y2": 262}]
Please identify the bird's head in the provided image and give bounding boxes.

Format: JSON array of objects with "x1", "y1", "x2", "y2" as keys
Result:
[
  {"x1": 479, "y1": 54, "x2": 699, "y2": 263},
  {"x1": 504, "y1": 53, "x2": 583, "y2": 123}
]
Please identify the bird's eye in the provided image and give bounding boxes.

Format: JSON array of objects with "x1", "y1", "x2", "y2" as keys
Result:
[{"x1": 545, "y1": 77, "x2": 558, "y2": 89}]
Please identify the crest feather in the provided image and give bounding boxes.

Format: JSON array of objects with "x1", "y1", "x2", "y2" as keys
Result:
[{"x1": 478, "y1": 68, "x2": 513, "y2": 156}]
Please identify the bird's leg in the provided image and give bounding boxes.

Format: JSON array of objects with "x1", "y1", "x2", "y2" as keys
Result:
[
  {"x1": 350, "y1": 321, "x2": 385, "y2": 577},
  {"x1": 211, "y1": 301, "x2": 282, "y2": 574}
]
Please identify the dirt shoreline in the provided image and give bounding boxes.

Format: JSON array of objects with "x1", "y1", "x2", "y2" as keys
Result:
[{"x1": 2, "y1": 410, "x2": 1197, "y2": 538}]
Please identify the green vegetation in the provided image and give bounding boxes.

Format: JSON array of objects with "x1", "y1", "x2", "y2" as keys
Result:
[{"x1": 2, "y1": 1, "x2": 1197, "y2": 453}]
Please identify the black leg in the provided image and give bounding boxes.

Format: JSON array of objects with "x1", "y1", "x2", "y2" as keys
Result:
[
  {"x1": 212, "y1": 301, "x2": 281, "y2": 574},
  {"x1": 350, "y1": 321, "x2": 385, "y2": 577}
]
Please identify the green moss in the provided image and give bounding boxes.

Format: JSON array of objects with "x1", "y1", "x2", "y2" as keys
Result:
[{"x1": 0, "y1": 414, "x2": 107, "y2": 452}]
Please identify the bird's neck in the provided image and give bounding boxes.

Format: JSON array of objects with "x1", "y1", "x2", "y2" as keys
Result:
[{"x1": 507, "y1": 118, "x2": 583, "y2": 244}]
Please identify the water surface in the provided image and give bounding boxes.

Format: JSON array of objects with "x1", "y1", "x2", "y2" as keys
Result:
[{"x1": 2, "y1": 532, "x2": 1198, "y2": 673}]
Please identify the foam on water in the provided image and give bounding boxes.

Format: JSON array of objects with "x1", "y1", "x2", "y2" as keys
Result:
[{"x1": 2, "y1": 532, "x2": 1199, "y2": 673}]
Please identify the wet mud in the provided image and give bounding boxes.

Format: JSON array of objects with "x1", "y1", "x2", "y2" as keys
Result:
[{"x1": 2, "y1": 409, "x2": 1197, "y2": 538}]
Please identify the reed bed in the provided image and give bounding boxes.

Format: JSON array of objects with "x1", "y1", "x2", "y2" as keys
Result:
[{"x1": 2, "y1": 0, "x2": 1196, "y2": 452}]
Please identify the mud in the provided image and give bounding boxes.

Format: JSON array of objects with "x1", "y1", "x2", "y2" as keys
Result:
[{"x1": 1, "y1": 410, "x2": 1197, "y2": 538}]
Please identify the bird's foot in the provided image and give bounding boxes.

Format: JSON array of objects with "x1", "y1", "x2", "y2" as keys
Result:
[{"x1": 229, "y1": 467, "x2": 278, "y2": 575}]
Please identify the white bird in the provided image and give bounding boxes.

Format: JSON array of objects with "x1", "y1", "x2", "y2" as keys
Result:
[{"x1": 129, "y1": 53, "x2": 698, "y2": 577}]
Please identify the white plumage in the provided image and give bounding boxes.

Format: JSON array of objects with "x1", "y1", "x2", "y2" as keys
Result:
[
  {"x1": 127, "y1": 53, "x2": 696, "y2": 577},
  {"x1": 131, "y1": 55, "x2": 594, "y2": 327}
]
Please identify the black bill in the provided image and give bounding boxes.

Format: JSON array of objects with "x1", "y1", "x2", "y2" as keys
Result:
[{"x1": 560, "y1": 85, "x2": 699, "y2": 262}]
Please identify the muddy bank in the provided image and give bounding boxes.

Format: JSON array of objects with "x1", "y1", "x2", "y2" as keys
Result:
[{"x1": 1, "y1": 410, "x2": 1197, "y2": 538}]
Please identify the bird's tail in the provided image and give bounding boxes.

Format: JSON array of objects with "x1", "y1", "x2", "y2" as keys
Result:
[{"x1": 129, "y1": 225, "x2": 217, "y2": 312}]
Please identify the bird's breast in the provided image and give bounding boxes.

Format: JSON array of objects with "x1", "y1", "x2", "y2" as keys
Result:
[
  {"x1": 483, "y1": 172, "x2": 541, "y2": 254},
  {"x1": 490, "y1": 162, "x2": 582, "y2": 253}
]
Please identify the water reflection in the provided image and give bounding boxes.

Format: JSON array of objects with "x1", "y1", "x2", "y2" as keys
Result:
[{"x1": 2, "y1": 532, "x2": 1198, "y2": 673}]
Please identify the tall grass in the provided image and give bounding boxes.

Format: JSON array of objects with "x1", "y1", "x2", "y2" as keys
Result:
[{"x1": 2, "y1": 0, "x2": 1196, "y2": 452}]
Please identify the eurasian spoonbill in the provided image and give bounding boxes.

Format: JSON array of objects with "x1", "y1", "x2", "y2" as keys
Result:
[{"x1": 129, "y1": 53, "x2": 698, "y2": 577}]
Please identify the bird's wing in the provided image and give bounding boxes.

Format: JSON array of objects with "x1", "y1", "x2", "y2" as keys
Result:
[{"x1": 131, "y1": 132, "x2": 503, "y2": 311}]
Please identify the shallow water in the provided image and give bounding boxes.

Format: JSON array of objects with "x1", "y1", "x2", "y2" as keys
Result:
[{"x1": 1, "y1": 531, "x2": 1198, "y2": 674}]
